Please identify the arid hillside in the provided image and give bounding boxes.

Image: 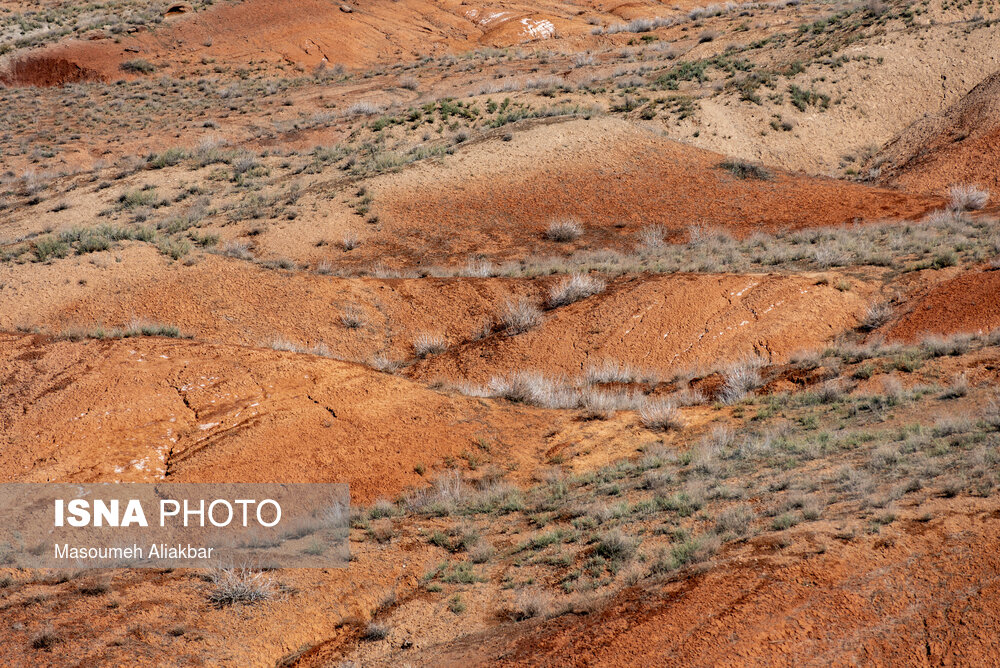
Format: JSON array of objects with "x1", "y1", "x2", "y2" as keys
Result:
[
  {"x1": 872, "y1": 70, "x2": 1000, "y2": 197},
  {"x1": 2, "y1": 0, "x2": 1000, "y2": 665}
]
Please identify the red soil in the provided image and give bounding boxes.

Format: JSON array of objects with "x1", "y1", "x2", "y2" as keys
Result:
[
  {"x1": 425, "y1": 498, "x2": 1000, "y2": 666},
  {"x1": 409, "y1": 272, "x2": 872, "y2": 383},
  {"x1": 0, "y1": 249, "x2": 872, "y2": 380},
  {"x1": 0, "y1": 333, "x2": 566, "y2": 503},
  {"x1": 0, "y1": 0, "x2": 608, "y2": 86},
  {"x1": 1, "y1": 0, "x2": 462, "y2": 84},
  {"x1": 370, "y1": 118, "x2": 942, "y2": 266},
  {"x1": 1, "y1": 4, "x2": 999, "y2": 666},
  {"x1": 874, "y1": 70, "x2": 1000, "y2": 198},
  {"x1": 0, "y1": 518, "x2": 445, "y2": 667},
  {"x1": 0, "y1": 54, "x2": 103, "y2": 87},
  {"x1": 885, "y1": 270, "x2": 1000, "y2": 341},
  {"x1": 0, "y1": 248, "x2": 547, "y2": 362}
]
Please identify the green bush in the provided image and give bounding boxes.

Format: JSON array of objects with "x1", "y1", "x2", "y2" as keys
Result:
[
  {"x1": 121, "y1": 59, "x2": 156, "y2": 74},
  {"x1": 33, "y1": 237, "x2": 69, "y2": 262}
]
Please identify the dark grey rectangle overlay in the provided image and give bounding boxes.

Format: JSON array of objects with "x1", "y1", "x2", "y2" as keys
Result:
[{"x1": 0, "y1": 483, "x2": 349, "y2": 568}]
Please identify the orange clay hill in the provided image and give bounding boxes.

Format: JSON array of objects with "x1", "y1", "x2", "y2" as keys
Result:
[
  {"x1": 0, "y1": 0, "x2": 654, "y2": 86},
  {"x1": 3, "y1": 0, "x2": 1000, "y2": 665},
  {"x1": 872, "y1": 70, "x2": 1000, "y2": 200},
  {"x1": 366, "y1": 117, "x2": 941, "y2": 266}
]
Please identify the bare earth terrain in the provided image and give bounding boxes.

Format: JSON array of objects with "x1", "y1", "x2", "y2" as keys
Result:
[{"x1": 2, "y1": 0, "x2": 1000, "y2": 665}]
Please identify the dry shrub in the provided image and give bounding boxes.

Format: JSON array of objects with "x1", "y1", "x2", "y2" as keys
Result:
[
  {"x1": 545, "y1": 219, "x2": 583, "y2": 242},
  {"x1": 948, "y1": 184, "x2": 989, "y2": 212},
  {"x1": 714, "y1": 504, "x2": 756, "y2": 537},
  {"x1": 718, "y1": 356, "x2": 765, "y2": 405},
  {"x1": 500, "y1": 298, "x2": 542, "y2": 334},
  {"x1": 861, "y1": 301, "x2": 893, "y2": 331},
  {"x1": 505, "y1": 590, "x2": 551, "y2": 621},
  {"x1": 413, "y1": 332, "x2": 447, "y2": 357},
  {"x1": 639, "y1": 398, "x2": 682, "y2": 431},
  {"x1": 548, "y1": 273, "x2": 605, "y2": 308},
  {"x1": 487, "y1": 371, "x2": 576, "y2": 408},
  {"x1": 207, "y1": 566, "x2": 274, "y2": 607}
]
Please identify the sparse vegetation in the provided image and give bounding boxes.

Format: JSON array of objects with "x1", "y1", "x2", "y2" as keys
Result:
[
  {"x1": 506, "y1": 591, "x2": 551, "y2": 621},
  {"x1": 949, "y1": 184, "x2": 989, "y2": 212},
  {"x1": 486, "y1": 371, "x2": 570, "y2": 407},
  {"x1": 207, "y1": 567, "x2": 274, "y2": 607},
  {"x1": 120, "y1": 59, "x2": 156, "y2": 74},
  {"x1": 221, "y1": 240, "x2": 254, "y2": 260},
  {"x1": 424, "y1": 210, "x2": 1000, "y2": 282},
  {"x1": 499, "y1": 298, "x2": 542, "y2": 334},
  {"x1": 714, "y1": 504, "x2": 756, "y2": 537},
  {"x1": 545, "y1": 219, "x2": 584, "y2": 242},
  {"x1": 718, "y1": 356, "x2": 764, "y2": 404},
  {"x1": 341, "y1": 306, "x2": 367, "y2": 329},
  {"x1": 265, "y1": 336, "x2": 333, "y2": 357},
  {"x1": 861, "y1": 301, "x2": 893, "y2": 331},
  {"x1": 585, "y1": 359, "x2": 660, "y2": 385},
  {"x1": 594, "y1": 530, "x2": 637, "y2": 561},
  {"x1": 3, "y1": 5, "x2": 1000, "y2": 661},
  {"x1": 719, "y1": 160, "x2": 772, "y2": 180},
  {"x1": 638, "y1": 225, "x2": 667, "y2": 250},
  {"x1": 363, "y1": 623, "x2": 390, "y2": 641},
  {"x1": 548, "y1": 274, "x2": 606, "y2": 308},
  {"x1": 414, "y1": 332, "x2": 448, "y2": 357},
  {"x1": 639, "y1": 398, "x2": 682, "y2": 431},
  {"x1": 59, "y1": 320, "x2": 188, "y2": 341},
  {"x1": 31, "y1": 628, "x2": 60, "y2": 650}
]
